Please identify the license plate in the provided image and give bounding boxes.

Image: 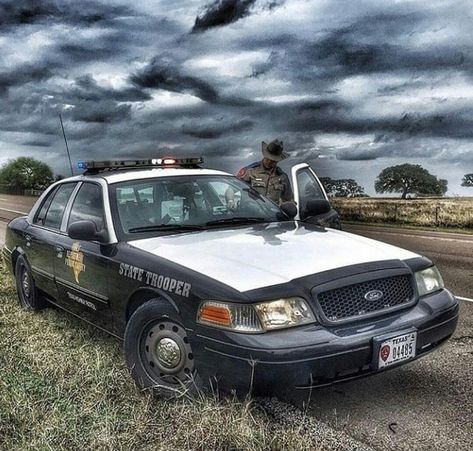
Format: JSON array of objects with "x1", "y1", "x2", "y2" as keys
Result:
[{"x1": 377, "y1": 331, "x2": 417, "y2": 369}]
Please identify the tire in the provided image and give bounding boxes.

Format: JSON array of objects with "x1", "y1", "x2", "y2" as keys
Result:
[
  {"x1": 15, "y1": 255, "x2": 47, "y2": 311},
  {"x1": 124, "y1": 299, "x2": 201, "y2": 398}
]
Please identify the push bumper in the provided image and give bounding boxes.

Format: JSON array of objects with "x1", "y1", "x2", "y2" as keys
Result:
[{"x1": 190, "y1": 289, "x2": 459, "y2": 395}]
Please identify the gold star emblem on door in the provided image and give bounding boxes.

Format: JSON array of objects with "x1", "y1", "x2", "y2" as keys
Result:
[{"x1": 65, "y1": 242, "x2": 86, "y2": 284}]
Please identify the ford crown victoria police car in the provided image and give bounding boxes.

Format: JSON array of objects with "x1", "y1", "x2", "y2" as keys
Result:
[{"x1": 1, "y1": 158, "x2": 459, "y2": 396}]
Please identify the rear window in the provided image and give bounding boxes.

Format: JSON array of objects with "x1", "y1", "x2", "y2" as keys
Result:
[
  {"x1": 34, "y1": 187, "x2": 59, "y2": 226},
  {"x1": 42, "y1": 183, "x2": 76, "y2": 230}
]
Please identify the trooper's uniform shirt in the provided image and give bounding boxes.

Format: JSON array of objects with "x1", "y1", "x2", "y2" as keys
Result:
[{"x1": 237, "y1": 162, "x2": 294, "y2": 205}]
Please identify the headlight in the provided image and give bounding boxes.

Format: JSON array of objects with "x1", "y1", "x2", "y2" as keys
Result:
[
  {"x1": 415, "y1": 266, "x2": 444, "y2": 296},
  {"x1": 253, "y1": 297, "x2": 315, "y2": 331},
  {"x1": 197, "y1": 297, "x2": 315, "y2": 333}
]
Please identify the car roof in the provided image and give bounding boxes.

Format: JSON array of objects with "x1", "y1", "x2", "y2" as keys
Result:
[{"x1": 61, "y1": 167, "x2": 232, "y2": 185}]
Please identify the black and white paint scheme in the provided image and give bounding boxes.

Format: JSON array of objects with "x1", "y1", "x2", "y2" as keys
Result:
[{"x1": 1, "y1": 0, "x2": 471, "y2": 195}]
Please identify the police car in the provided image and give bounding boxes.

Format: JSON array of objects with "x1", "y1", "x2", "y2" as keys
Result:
[{"x1": 1, "y1": 158, "x2": 459, "y2": 396}]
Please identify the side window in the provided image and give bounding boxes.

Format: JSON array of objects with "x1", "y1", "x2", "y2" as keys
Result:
[
  {"x1": 34, "y1": 187, "x2": 59, "y2": 226},
  {"x1": 296, "y1": 168, "x2": 326, "y2": 214},
  {"x1": 68, "y1": 183, "x2": 105, "y2": 231},
  {"x1": 42, "y1": 184, "x2": 76, "y2": 230}
]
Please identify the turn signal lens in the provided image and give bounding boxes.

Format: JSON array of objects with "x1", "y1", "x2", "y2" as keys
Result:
[
  {"x1": 197, "y1": 301, "x2": 262, "y2": 333},
  {"x1": 198, "y1": 303, "x2": 232, "y2": 327}
]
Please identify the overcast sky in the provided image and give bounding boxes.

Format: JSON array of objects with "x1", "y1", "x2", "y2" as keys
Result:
[{"x1": 0, "y1": 0, "x2": 472, "y2": 195}]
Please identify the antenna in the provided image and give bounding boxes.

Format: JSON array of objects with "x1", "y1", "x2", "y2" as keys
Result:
[{"x1": 59, "y1": 114, "x2": 74, "y2": 176}]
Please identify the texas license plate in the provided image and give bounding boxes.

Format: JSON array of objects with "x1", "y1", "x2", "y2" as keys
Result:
[{"x1": 377, "y1": 331, "x2": 417, "y2": 369}]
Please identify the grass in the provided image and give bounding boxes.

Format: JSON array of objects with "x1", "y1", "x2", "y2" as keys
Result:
[
  {"x1": 341, "y1": 220, "x2": 473, "y2": 235},
  {"x1": 0, "y1": 263, "x2": 370, "y2": 451},
  {"x1": 331, "y1": 197, "x2": 473, "y2": 229}
]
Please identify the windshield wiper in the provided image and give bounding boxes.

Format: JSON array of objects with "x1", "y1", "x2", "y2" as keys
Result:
[
  {"x1": 205, "y1": 217, "x2": 267, "y2": 226},
  {"x1": 128, "y1": 224, "x2": 204, "y2": 233}
]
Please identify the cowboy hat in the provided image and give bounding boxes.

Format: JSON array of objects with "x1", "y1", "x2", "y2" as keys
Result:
[{"x1": 261, "y1": 139, "x2": 288, "y2": 161}]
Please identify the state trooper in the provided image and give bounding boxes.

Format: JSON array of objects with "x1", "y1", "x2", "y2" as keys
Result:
[{"x1": 236, "y1": 139, "x2": 294, "y2": 205}]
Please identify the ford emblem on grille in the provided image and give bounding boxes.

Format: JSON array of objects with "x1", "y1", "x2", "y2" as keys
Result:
[{"x1": 364, "y1": 290, "x2": 384, "y2": 301}]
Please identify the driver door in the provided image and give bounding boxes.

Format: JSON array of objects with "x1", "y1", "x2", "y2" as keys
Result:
[
  {"x1": 54, "y1": 181, "x2": 112, "y2": 327},
  {"x1": 291, "y1": 163, "x2": 341, "y2": 229}
]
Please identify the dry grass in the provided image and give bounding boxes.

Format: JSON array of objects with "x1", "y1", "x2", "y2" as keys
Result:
[
  {"x1": 0, "y1": 262, "x2": 370, "y2": 451},
  {"x1": 331, "y1": 197, "x2": 473, "y2": 229}
]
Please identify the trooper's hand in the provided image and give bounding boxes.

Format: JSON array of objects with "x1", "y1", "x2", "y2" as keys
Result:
[{"x1": 227, "y1": 199, "x2": 236, "y2": 211}]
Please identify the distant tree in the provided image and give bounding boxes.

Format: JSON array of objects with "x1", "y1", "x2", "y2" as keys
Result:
[
  {"x1": 375, "y1": 164, "x2": 447, "y2": 199},
  {"x1": 462, "y1": 173, "x2": 473, "y2": 187},
  {"x1": 0, "y1": 157, "x2": 54, "y2": 190},
  {"x1": 417, "y1": 176, "x2": 448, "y2": 196},
  {"x1": 319, "y1": 177, "x2": 336, "y2": 196},
  {"x1": 333, "y1": 179, "x2": 365, "y2": 197},
  {"x1": 320, "y1": 177, "x2": 365, "y2": 197}
]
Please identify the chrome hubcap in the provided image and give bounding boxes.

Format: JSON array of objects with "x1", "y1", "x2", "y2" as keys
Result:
[
  {"x1": 142, "y1": 320, "x2": 194, "y2": 385},
  {"x1": 156, "y1": 337, "x2": 181, "y2": 369}
]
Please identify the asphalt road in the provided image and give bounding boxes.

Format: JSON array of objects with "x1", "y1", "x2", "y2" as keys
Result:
[
  {"x1": 0, "y1": 194, "x2": 34, "y2": 222},
  {"x1": 0, "y1": 196, "x2": 472, "y2": 450}
]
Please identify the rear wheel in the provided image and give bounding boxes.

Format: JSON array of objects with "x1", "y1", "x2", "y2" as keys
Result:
[
  {"x1": 124, "y1": 299, "x2": 201, "y2": 398},
  {"x1": 15, "y1": 256, "x2": 47, "y2": 311}
]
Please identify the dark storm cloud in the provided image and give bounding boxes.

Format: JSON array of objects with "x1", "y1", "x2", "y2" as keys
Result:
[
  {"x1": 1, "y1": 0, "x2": 472, "y2": 194},
  {"x1": 0, "y1": 0, "x2": 132, "y2": 30},
  {"x1": 295, "y1": 100, "x2": 347, "y2": 115},
  {"x1": 131, "y1": 56, "x2": 220, "y2": 102},
  {"x1": 191, "y1": 0, "x2": 257, "y2": 33},
  {"x1": 0, "y1": 63, "x2": 52, "y2": 93},
  {"x1": 72, "y1": 75, "x2": 151, "y2": 102},
  {"x1": 68, "y1": 100, "x2": 132, "y2": 124},
  {"x1": 130, "y1": 56, "x2": 254, "y2": 106},
  {"x1": 182, "y1": 118, "x2": 254, "y2": 138},
  {"x1": 283, "y1": 108, "x2": 473, "y2": 141},
  {"x1": 315, "y1": 32, "x2": 468, "y2": 76},
  {"x1": 335, "y1": 139, "x2": 473, "y2": 164},
  {"x1": 251, "y1": 12, "x2": 471, "y2": 89},
  {"x1": 22, "y1": 139, "x2": 53, "y2": 147}
]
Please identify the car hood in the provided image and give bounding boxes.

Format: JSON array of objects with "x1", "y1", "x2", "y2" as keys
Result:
[{"x1": 129, "y1": 222, "x2": 419, "y2": 292}]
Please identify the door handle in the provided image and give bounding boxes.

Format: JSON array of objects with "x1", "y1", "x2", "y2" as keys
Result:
[{"x1": 55, "y1": 245, "x2": 65, "y2": 257}]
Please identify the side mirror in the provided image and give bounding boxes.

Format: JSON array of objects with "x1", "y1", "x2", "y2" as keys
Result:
[
  {"x1": 280, "y1": 201, "x2": 297, "y2": 220},
  {"x1": 68, "y1": 220, "x2": 107, "y2": 242},
  {"x1": 303, "y1": 200, "x2": 331, "y2": 219}
]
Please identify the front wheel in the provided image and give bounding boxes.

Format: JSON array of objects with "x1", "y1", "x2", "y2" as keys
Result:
[
  {"x1": 124, "y1": 299, "x2": 201, "y2": 398},
  {"x1": 15, "y1": 255, "x2": 47, "y2": 311}
]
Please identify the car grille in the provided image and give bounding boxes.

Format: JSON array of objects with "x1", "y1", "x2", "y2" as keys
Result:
[{"x1": 315, "y1": 274, "x2": 415, "y2": 323}]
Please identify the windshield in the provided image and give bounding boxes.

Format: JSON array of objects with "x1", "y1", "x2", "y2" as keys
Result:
[{"x1": 110, "y1": 175, "x2": 283, "y2": 237}]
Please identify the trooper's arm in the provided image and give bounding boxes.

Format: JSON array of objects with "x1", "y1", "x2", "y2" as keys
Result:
[
  {"x1": 280, "y1": 173, "x2": 294, "y2": 203},
  {"x1": 236, "y1": 167, "x2": 251, "y2": 184},
  {"x1": 224, "y1": 186, "x2": 237, "y2": 210}
]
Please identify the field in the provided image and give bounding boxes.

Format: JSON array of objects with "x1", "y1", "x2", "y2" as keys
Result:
[
  {"x1": 331, "y1": 197, "x2": 473, "y2": 229},
  {"x1": 0, "y1": 263, "x2": 369, "y2": 451}
]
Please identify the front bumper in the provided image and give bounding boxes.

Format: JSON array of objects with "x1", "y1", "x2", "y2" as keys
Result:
[{"x1": 189, "y1": 289, "x2": 459, "y2": 395}]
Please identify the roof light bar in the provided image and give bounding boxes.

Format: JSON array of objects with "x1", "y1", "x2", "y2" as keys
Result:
[{"x1": 78, "y1": 157, "x2": 203, "y2": 173}]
